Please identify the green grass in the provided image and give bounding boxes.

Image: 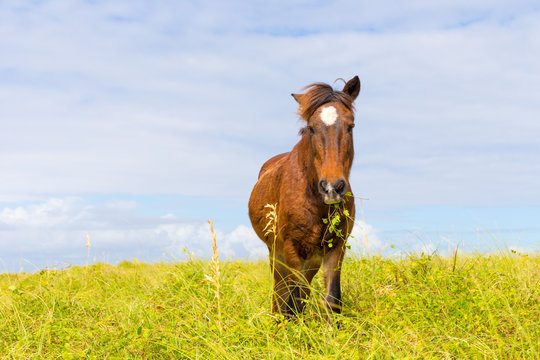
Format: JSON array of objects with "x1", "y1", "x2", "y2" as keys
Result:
[{"x1": 0, "y1": 252, "x2": 538, "y2": 359}]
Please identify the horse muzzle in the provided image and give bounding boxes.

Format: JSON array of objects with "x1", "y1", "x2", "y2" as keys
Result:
[{"x1": 318, "y1": 179, "x2": 347, "y2": 205}]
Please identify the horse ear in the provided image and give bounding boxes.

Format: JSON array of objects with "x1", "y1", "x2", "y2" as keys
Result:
[
  {"x1": 291, "y1": 93, "x2": 302, "y2": 103},
  {"x1": 343, "y1": 76, "x2": 360, "y2": 101}
]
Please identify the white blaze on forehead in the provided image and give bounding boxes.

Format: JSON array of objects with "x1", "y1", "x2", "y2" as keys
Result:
[{"x1": 320, "y1": 106, "x2": 338, "y2": 126}]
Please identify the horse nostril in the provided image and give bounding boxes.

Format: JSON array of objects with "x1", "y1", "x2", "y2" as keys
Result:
[
  {"x1": 318, "y1": 179, "x2": 329, "y2": 194},
  {"x1": 334, "y1": 179, "x2": 346, "y2": 195}
]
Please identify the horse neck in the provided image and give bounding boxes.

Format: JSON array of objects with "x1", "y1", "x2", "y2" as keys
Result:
[{"x1": 291, "y1": 135, "x2": 319, "y2": 193}]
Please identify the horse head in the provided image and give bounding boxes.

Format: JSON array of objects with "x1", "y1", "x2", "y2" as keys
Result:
[{"x1": 292, "y1": 76, "x2": 360, "y2": 204}]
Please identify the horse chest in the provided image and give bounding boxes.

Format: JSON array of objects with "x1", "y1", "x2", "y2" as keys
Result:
[{"x1": 278, "y1": 212, "x2": 328, "y2": 256}]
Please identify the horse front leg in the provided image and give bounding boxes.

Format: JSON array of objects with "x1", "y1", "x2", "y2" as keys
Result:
[
  {"x1": 271, "y1": 264, "x2": 305, "y2": 316},
  {"x1": 270, "y1": 252, "x2": 292, "y2": 315},
  {"x1": 323, "y1": 244, "x2": 346, "y2": 315},
  {"x1": 271, "y1": 242, "x2": 308, "y2": 316},
  {"x1": 299, "y1": 256, "x2": 322, "y2": 306}
]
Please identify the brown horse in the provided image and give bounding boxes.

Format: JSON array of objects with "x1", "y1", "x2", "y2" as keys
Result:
[{"x1": 248, "y1": 76, "x2": 360, "y2": 316}]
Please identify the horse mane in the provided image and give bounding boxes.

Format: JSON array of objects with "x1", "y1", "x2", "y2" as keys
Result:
[{"x1": 296, "y1": 82, "x2": 354, "y2": 121}]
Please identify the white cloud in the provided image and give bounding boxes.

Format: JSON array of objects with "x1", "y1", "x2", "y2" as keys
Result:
[
  {"x1": 156, "y1": 222, "x2": 267, "y2": 260},
  {"x1": 418, "y1": 243, "x2": 437, "y2": 255},
  {"x1": 224, "y1": 225, "x2": 268, "y2": 259},
  {"x1": 0, "y1": 198, "x2": 86, "y2": 228},
  {"x1": 1, "y1": 197, "x2": 536, "y2": 273},
  {"x1": 0, "y1": 197, "x2": 384, "y2": 270},
  {"x1": 0, "y1": 198, "x2": 268, "y2": 271},
  {"x1": 347, "y1": 220, "x2": 385, "y2": 256}
]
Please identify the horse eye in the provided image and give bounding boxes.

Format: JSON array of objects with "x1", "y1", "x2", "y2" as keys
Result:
[
  {"x1": 308, "y1": 126, "x2": 315, "y2": 134},
  {"x1": 347, "y1": 124, "x2": 355, "y2": 133}
]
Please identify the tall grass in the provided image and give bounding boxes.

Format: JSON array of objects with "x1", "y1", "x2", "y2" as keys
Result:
[{"x1": 0, "y1": 251, "x2": 538, "y2": 359}]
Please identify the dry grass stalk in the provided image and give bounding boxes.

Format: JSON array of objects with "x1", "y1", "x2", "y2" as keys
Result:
[
  {"x1": 206, "y1": 219, "x2": 222, "y2": 334},
  {"x1": 263, "y1": 204, "x2": 278, "y2": 290},
  {"x1": 85, "y1": 232, "x2": 91, "y2": 266},
  {"x1": 263, "y1": 203, "x2": 278, "y2": 239}
]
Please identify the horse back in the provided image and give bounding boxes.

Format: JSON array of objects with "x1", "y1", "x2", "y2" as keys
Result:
[{"x1": 258, "y1": 152, "x2": 289, "y2": 179}]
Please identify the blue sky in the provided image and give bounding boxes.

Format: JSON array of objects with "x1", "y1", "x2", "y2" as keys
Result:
[{"x1": 1, "y1": 0, "x2": 539, "y2": 272}]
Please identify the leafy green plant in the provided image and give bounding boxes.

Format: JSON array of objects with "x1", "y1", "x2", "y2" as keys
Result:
[{"x1": 322, "y1": 192, "x2": 354, "y2": 248}]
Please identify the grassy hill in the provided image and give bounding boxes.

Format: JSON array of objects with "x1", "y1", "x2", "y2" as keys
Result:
[{"x1": 1, "y1": 252, "x2": 538, "y2": 359}]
